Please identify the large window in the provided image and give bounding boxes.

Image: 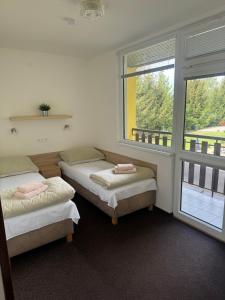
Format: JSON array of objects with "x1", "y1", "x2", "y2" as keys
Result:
[
  {"x1": 122, "y1": 38, "x2": 176, "y2": 148},
  {"x1": 119, "y1": 17, "x2": 225, "y2": 239}
]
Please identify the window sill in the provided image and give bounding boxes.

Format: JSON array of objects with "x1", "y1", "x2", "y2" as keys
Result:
[{"x1": 118, "y1": 139, "x2": 175, "y2": 158}]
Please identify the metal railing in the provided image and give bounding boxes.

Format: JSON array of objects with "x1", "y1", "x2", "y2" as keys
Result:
[{"x1": 132, "y1": 127, "x2": 225, "y2": 196}]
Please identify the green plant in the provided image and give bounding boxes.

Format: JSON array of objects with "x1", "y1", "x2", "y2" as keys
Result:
[{"x1": 39, "y1": 103, "x2": 51, "y2": 111}]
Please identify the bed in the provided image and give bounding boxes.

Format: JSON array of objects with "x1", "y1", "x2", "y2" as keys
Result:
[
  {"x1": 59, "y1": 149, "x2": 157, "y2": 225},
  {"x1": 0, "y1": 172, "x2": 80, "y2": 257}
]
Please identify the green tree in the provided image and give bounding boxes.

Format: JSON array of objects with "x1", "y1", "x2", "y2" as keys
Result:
[
  {"x1": 185, "y1": 78, "x2": 215, "y2": 131},
  {"x1": 136, "y1": 73, "x2": 225, "y2": 133},
  {"x1": 209, "y1": 78, "x2": 225, "y2": 126},
  {"x1": 136, "y1": 72, "x2": 173, "y2": 130}
]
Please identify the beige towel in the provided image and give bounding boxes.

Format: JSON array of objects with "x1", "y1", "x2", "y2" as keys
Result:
[
  {"x1": 90, "y1": 166, "x2": 154, "y2": 189},
  {"x1": 1, "y1": 177, "x2": 75, "y2": 218}
]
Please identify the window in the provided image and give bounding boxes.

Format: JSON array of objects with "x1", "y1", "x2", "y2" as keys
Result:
[
  {"x1": 183, "y1": 25, "x2": 225, "y2": 157},
  {"x1": 122, "y1": 38, "x2": 176, "y2": 148},
  {"x1": 183, "y1": 75, "x2": 225, "y2": 156}
]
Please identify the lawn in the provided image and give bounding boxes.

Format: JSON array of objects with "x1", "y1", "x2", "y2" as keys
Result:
[
  {"x1": 191, "y1": 130, "x2": 225, "y2": 138},
  {"x1": 184, "y1": 128, "x2": 225, "y2": 153}
]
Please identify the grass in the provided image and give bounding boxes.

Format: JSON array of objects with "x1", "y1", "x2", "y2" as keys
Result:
[
  {"x1": 191, "y1": 130, "x2": 225, "y2": 138},
  {"x1": 184, "y1": 129, "x2": 225, "y2": 151}
]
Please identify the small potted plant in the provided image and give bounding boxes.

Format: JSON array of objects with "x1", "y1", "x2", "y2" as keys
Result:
[{"x1": 39, "y1": 103, "x2": 51, "y2": 116}]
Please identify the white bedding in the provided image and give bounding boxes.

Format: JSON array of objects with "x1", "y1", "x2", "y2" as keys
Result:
[
  {"x1": 0, "y1": 172, "x2": 80, "y2": 240},
  {"x1": 59, "y1": 160, "x2": 157, "y2": 209}
]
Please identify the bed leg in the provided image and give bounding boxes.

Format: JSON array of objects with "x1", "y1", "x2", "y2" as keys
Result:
[
  {"x1": 66, "y1": 234, "x2": 73, "y2": 242},
  {"x1": 148, "y1": 204, "x2": 154, "y2": 211},
  {"x1": 112, "y1": 216, "x2": 118, "y2": 226}
]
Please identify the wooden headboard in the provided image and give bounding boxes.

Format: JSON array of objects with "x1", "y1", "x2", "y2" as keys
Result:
[
  {"x1": 29, "y1": 152, "x2": 61, "y2": 170},
  {"x1": 29, "y1": 149, "x2": 157, "y2": 177},
  {"x1": 97, "y1": 149, "x2": 157, "y2": 176}
]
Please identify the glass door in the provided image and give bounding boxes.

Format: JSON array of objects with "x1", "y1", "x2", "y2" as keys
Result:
[{"x1": 174, "y1": 73, "x2": 225, "y2": 241}]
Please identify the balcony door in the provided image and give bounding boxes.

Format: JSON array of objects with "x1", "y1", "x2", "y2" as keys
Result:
[
  {"x1": 172, "y1": 23, "x2": 225, "y2": 241},
  {"x1": 173, "y1": 72, "x2": 225, "y2": 241}
]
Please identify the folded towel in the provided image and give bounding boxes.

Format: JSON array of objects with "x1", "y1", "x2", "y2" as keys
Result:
[
  {"x1": 113, "y1": 166, "x2": 137, "y2": 174},
  {"x1": 116, "y1": 164, "x2": 135, "y2": 171},
  {"x1": 2, "y1": 177, "x2": 75, "y2": 218},
  {"x1": 14, "y1": 184, "x2": 48, "y2": 199},
  {"x1": 90, "y1": 166, "x2": 154, "y2": 189},
  {"x1": 17, "y1": 181, "x2": 45, "y2": 193}
]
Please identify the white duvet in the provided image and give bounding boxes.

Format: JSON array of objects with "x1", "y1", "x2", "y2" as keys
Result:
[
  {"x1": 59, "y1": 160, "x2": 157, "y2": 209},
  {"x1": 0, "y1": 173, "x2": 80, "y2": 240}
]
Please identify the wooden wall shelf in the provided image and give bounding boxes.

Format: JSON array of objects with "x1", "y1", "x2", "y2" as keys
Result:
[{"x1": 9, "y1": 114, "x2": 72, "y2": 121}]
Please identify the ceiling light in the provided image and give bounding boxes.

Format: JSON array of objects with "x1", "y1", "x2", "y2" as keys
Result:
[{"x1": 80, "y1": 0, "x2": 104, "y2": 20}]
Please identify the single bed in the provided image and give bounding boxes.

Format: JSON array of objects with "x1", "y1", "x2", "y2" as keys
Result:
[
  {"x1": 59, "y1": 149, "x2": 157, "y2": 225},
  {"x1": 0, "y1": 172, "x2": 80, "y2": 257}
]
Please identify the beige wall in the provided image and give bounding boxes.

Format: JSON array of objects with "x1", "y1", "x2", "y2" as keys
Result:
[
  {"x1": 0, "y1": 47, "x2": 174, "y2": 212},
  {"x1": 87, "y1": 51, "x2": 174, "y2": 213},
  {"x1": 0, "y1": 48, "x2": 96, "y2": 156}
]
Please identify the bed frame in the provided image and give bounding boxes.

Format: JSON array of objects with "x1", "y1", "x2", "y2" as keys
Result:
[
  {"x1": 7, "y1": 220, "x2": 74, "y2": 257},
  {"x1": 63, "y1": 149, "x2": 157, "y2": 225}
]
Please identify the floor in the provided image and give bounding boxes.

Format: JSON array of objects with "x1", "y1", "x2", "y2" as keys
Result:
[
  {"x1": 182, "y1": 183, "x2": 224, "y2": 229},
  {"x1": 11, "y1": 194, "x2": 225, "y2": 300}
]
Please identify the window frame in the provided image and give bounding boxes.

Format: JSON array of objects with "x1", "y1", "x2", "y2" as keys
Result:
[
  {"x1": 173, "y1": 19, "x2": 225, "y2": 240},
  {"x1": 118, "y1": 33, "x2": 177, "y2": 154},
  {"x1": 118, "y1": 12, "x2": 225, "y2": 240}
]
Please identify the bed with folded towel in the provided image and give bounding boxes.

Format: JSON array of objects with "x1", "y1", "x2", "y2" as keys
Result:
[
  {"x1": 0, "y1": 155, "x2": 80, "y2": 257},
  {"x1": 2, "y1": 176, "x2": 75, "y2": 218},
  {"x1": 59, "y1": 160, "x2": 157, "y2": 209},
  {"x1": 90, "y1": 165, "x2": 155, "y2": 189},
  {"x1": 58, "y1": 147, "x2": 157, "y2": 225}
]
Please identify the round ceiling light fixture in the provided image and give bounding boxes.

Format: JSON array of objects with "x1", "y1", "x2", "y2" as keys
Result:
[{"x1": 80, "y1": 0, "x2": 104, "y2": 20}]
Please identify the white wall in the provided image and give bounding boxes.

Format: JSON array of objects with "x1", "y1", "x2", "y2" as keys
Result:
[
  {"x1": 87, "y1": 51, "x2": 174, "y2": 213},
  {"x1": 0, "y1": 48, "x2": 96, "y2": 156}
]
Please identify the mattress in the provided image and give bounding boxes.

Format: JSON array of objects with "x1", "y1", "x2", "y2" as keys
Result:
[
  {"x1": 59, "y1": 160, "x2": 157, "y2": 209},
  {"x1": 0, "y1": 172, "x2": 80, "y2": 240}
]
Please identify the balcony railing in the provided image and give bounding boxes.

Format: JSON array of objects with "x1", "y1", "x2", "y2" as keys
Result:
[{"x1": 132, "y1": 127, "x2": 225, "y2": 196}]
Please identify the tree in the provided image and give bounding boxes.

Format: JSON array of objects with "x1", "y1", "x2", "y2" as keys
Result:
[
  {"x1": 135, "y1": 73, "x2": 225, "y2": 133},
  {"x1": 136, "y1": 72, "x2": 173, "y2": 130},
  {"x1": 185, "y1": 78, "x2": 215, "y2": 131},
  {"x1": 209, "y1": 78, "x2": 225, "y2": 126}
]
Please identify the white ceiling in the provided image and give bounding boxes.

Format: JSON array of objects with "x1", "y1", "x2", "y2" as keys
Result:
[{"x1": 0, "y1": 0, "x2": 225, "y2": 58}]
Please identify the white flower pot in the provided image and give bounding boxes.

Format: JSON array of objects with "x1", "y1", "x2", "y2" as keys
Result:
[{"x1": 41, "y1": 111, "x2": 48, "y2": 117}]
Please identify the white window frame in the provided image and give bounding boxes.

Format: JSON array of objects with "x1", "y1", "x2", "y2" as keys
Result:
[
  {"x1": 118, "y1": 12, "x2": 225, "y2": 241},
  {"x1": 173, "y1": 22, "x2": 225, "y2": 241},
  {"x1": 118, "y1": 33, "x2": 177, "y2": 155}
]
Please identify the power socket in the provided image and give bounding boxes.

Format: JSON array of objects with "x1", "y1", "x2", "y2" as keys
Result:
[{"x1": 37, "y1": 138, "x2": 48, "y2": 143}]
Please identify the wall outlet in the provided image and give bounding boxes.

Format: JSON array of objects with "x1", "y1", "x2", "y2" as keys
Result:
[{"x1": 37, "y1": 138, "x2": 48, "y2": 143}]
